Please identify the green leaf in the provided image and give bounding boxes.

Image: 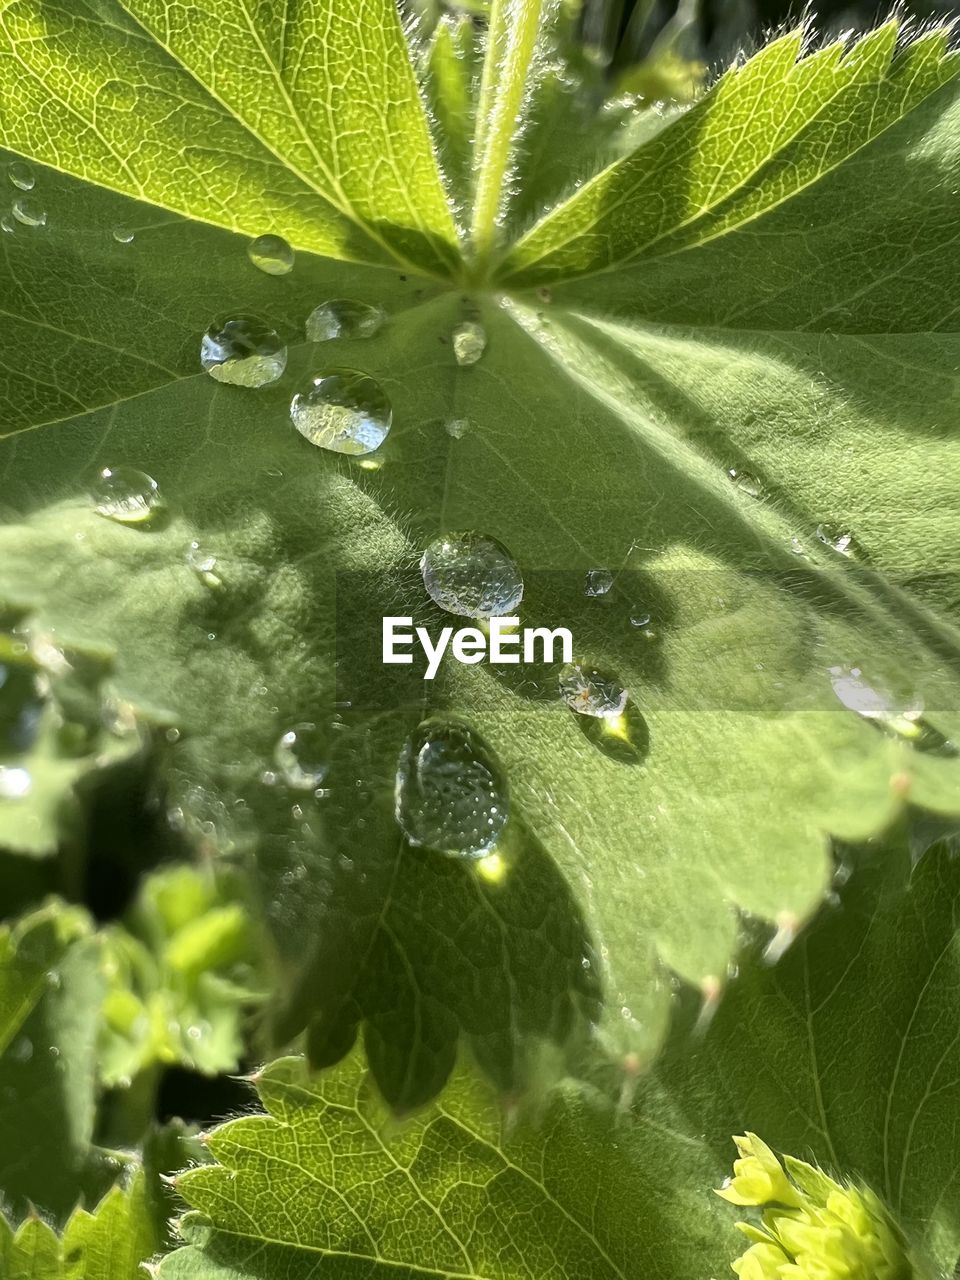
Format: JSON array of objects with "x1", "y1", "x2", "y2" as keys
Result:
[
  {"x1": 1, "y1": 5, "x2": 960, "y2": 1110},
  {"x1": 0, "y1": 1169, "x2": 157, "y2": 1279},
  {"x1": 156, "y1": 836, "x2": 960, "y2": 1280},
  {"x1": 0, "y1": 901, "x2": 113, "y2": 1221}
]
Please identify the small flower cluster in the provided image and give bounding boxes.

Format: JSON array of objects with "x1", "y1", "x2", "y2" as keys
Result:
[{"x1": 716, "y1": 1133, "x2": 913, "y2": 1280}]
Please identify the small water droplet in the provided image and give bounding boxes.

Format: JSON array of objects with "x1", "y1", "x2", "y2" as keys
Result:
[
  {"x1": 112, "y1": 225, "x2": 134, "y2": 244},
  {"x1": 445, "y1": 417, "x2": 470, "y2": 439},
  {"x1": 273, "y1": 723, "x2": 328, "y2": 791},
  {"x1": 452, "y1": 320, "x2": 487, "y2": 366},
  {"x1": 559, "y1": 662, "x2": 628, "y2": 718},
  {"x1": 0, "y1": 214, "x2": 15, "y2": 234},
  {"x1": 816, "y1": 523, "x2": 856, "y2": 557},
  {"x1": 290, "y1": 368, "x2": 392, "y2": 454},
  {"x1": 789, "y1": 536, "x2": 807, "y2": 557},
  {"x1": 185, "y1": 541, "x2": 221, "y2": 588},
  {"x1": 247, "y1": 233, "x2": 294, "y2": 276},
  {"x1": 7, "y1": 161, "x2": 34, "y2": 191},
  {"x1": 420, "y1": 532, "x2": 523, "y2": 618},
  {"x1": 306, "y1": 299, "x2": 385, "y2": 341},
  {"x1": 91, "y1": 466, "x2": 160, "y2": 524},
  {"x1": 11, "y1": 197, "x2": 46, "y2": 227},
  {"x1": 584, "y1": 568, "x2": 613, "y2": 597},
  {"x1": 200, "y1": 314, "x2": 287, "y2": 388},
  {"x1": 629, "y1": 611, "x2": 651, "y2": 628},
  {"x1": 727, "y1": 467, "x2": 762, "y2": 498},
  {"x1": 0, "y1": 766, "x2": 31, "y2": 799},
  {"x1": 395, "y1": 718, "x2": 509, "y2": 859}
]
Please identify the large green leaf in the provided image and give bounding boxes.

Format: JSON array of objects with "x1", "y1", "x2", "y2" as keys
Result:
[
  {"x1": 1, "y1": 2, "x2": 959, "y2": 1108},
  {"x1": 154, "y1": 836, "x2": 960, "y2": 1279}
]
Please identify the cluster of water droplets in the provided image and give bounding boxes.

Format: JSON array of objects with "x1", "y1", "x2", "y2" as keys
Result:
[{"x1": 3, "y1": 161, "x2": 45, "y2": 233}]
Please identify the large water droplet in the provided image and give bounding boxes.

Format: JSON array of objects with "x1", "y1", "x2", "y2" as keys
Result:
[
  {"x1": 584, "y1": 568, "x2": 613, "y2": 597},
  {"x1": 452, "y1": 321, "x2": 487, "y2": 366},
  {"x1": 7, "y1": 161, "x2": 34, "y2": 191},
  {"x1": 0, "y1": 766, "x2": 31, "y2": 799},
  {"x1": 306, "y1": 299, "x2": 385, "y2": 341},
  {"x1": 395, "y1": 718, "x2": 509, "y2": 859},
  {"x1": 91, "y1": 466, "x2": 160, "y2": 525},
  {"x1": 247, "y1": 233, "x2": 294, "y2": 276},
  {"x1": 559, "y1": 662, "x2": 628, "y2": 718},
  {"x1": 11, "y1": 197, "x2": 46, "y2": 227},
  {"x1": 273, "y1": 723, "x2": 328, "y2": 791},
  {"x1": 816, "y1": 523, "x2": 856, "y2": 557},
  {"x1": 727, "y1": 467, "x2": 762, "y2": 498},
  {"x1": 112, "y1": 225, "x2": 135, "y2": 244},
  {"x1": 200, "y1": 314, "x2": 287, "y2": 388},
  {"x1": 420, "y1": 532, "x2": 523, "y2": 618},
  {"x1": 290, "y1": 368, "x2": 392, "y2": 455}
]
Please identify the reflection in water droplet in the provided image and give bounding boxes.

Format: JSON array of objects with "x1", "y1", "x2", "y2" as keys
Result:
[
  {"x1": 273, "y1": 723, "x2": 328, "y2": 791},
  {"x1": 0, "y1": 766, "x2": 31, "y2": 799},
  {"x1": 584, "y1": 568, "x2": 613, "y2": 597},
  {"x1": 816, "y1": 523, "x2": 855, "y2": 557},
  {"x1": 306, "y1": 299, "x2": 385, "y2": 341},
  {"x1": 112, "y1": 225, "x2": 135, "y2": 244},
  {"x1": 11, "y1": 197, "x2": 46, "y2": 227},
  {"x1": 290, "y1": 368, "x2": 392, "y2": 454},
  {"x1": 91, "y1": 466, "x2": 160, "y2": 524},
  {"x1": 452, "y1": 320, "x2": 487, "y2": 366},
  {"x1": 829, "y1": 665, "x2": 924, "y2": 740},
  {"x1": 7, "y1": 161, "x2": 34, "y2": 191},
  {"x1": 186, "y1": 541, "x2": 221, "y2": 588},
  {"x1": 559, "y1": 662, "x2": 628, "y2": 718},
  {"x1": 445, "y1": 417, "x2": 470, "y2": 439},
  {"x1": 200, "y1": 314, "x2": 287, "y2": 388},
  {"x1": 420, "y1": 532, "x2": 523, "y2": 618},
  {"x1": 727, "y1": 467, "x2": 762, "y2": 498},
  {"x1": 395, "y1": 718, "x2": 509, "y2": 859},
  {"x1": 247, "y1": 233, "x2": 294, "y2": 275}
]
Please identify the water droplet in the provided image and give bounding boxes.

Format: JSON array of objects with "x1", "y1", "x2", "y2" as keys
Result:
[
  {"x1": 395, "y1": 718, "x2": 509, "y2": 859},
  {"x1": 0, "y1": 214, "x2": 14, "y2": 234},
  {"x1": 420, "y1": 532, "x2": 523, "y2": 618},
  {"x1": 247, "y1": 233, "x2": 294, "y2": 276},
  {"x1": 452, "y1": 320, "x2": 487, "y2": 366},
  {"x1": 306, "y1": 299, "x2": 385, "y2": 341},
  {"x1": 0, "y1": 766, "x2": 31, "y2": 799},
  {"x1": 445, "y1": 417, "x2": 470, "y2": 440},
  {"x1": 200, "y1": 314, "x2": 287, "y2": 388},
  {"x1": 727, "y1": 467, "x2": 762, "y2": 498},
  {"x1": 91, "y1": 466, "x2": 160, "y2": 525},
  {"x1": 273, "y1": 723, "x2": 328, "y2": 791},
  {"x1": 290, "y1": 368, "x2": 392, "y2": 455},
  {"x1": 559, "y1": 662, "x2": 628, "y2": 718},
  {"x1": 112, "y1": 225, "x2": 134, "y2": 244},
  {"x1": 816, "y1": 523, "x2": 856, "y2": 557},
  {"x1": 584, "y1": 568, "x2": 613, "y2": 597},
  {"x1": 629, "y1": 611, "x2": 651, "y2": 628},
  {"x1": 7, "y1": 161, "x2": 34, "y2": 191},
  {"x1": 11, "y1": 197, "x2": 46, "y2": 227},
  {"x1": 789, "y1": 536, "x2": 807, "y2": 557},
  {"x1": 185, "y1": 541, "x2": 221, "y2": 588},
  {"x1": 829, "y1": 665, "x2": 924, "y2": 738}
]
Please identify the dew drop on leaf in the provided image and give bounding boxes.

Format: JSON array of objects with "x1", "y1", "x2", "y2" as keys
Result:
[
  {"x1": 816, "y1": 522, "x2": 856, "y2": 557},
  {"x1": 0, "y1": 214, "x2": 14, "y2": 234},
  {"x1": 91, "y1": 466, "x2": 160, "y2": 525},
  {"x1": 247, "y1": 233, "x2": 294, "y2": 276},
  {"x1": 559, "y1": 662, "x2": 628, "y2": 718},
  {"x1": 11, "y1": 197, "x2": 46, "y2": 227},
  {"x1": 305, "y1": 299, "x2": 385, "y2": 341},
  {"x1": 185, "y1": 541, "x2": 221, "y2": 588},
  {"x1": 394, "y1": 718, "x2": 509, "y2": 859},
  {"x1": 273, "y1": 723, "x2": 328, "y2": 791},
  {"x1": 420, "y1": 532, "x2": 523, "y2": 618},
  {"x1": 7, "y1": 161, "x2": 34, "y2": 191},
  {"x1": 829, "y1": 665, "x2": 924, "y2": 738},
  {"x1": 445, "y1": 417, "x2": 470, "y2": 439},
  {"x1": 0, "y1": 765, "x2": 32, "y2": 799},
  {"x1": 584, "y1": 568, "x2": 613, "y2": 597},
  {"x1": 290, "y1": 368, "x2": 392, "y2": 455},
  {"x1": 452, "y1": 320, "x2": 487, "y2": 366},
  {"x1": 630, "y1": 611, "x2": 651, "y2": 628},
  {"x1": 727, "y1": 467, "x2": 763, "y2": 497},
  {"x1": 200, "y1": 314, "x2": 287, "y2": 388},
  {"x1": 112, "y1": 225, "x2": 135, "y2": 244}
]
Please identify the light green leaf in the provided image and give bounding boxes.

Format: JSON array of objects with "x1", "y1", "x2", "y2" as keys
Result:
[
  {"x1": 0, "y1": 1169, "x2": 156, "y2": 1279},
  {"x1": 156, "y1": 835, "x2": 960, "y2": 1280},
  {"x1": 1, "y1": 5, "x2": 959, "y2": 1111}
]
